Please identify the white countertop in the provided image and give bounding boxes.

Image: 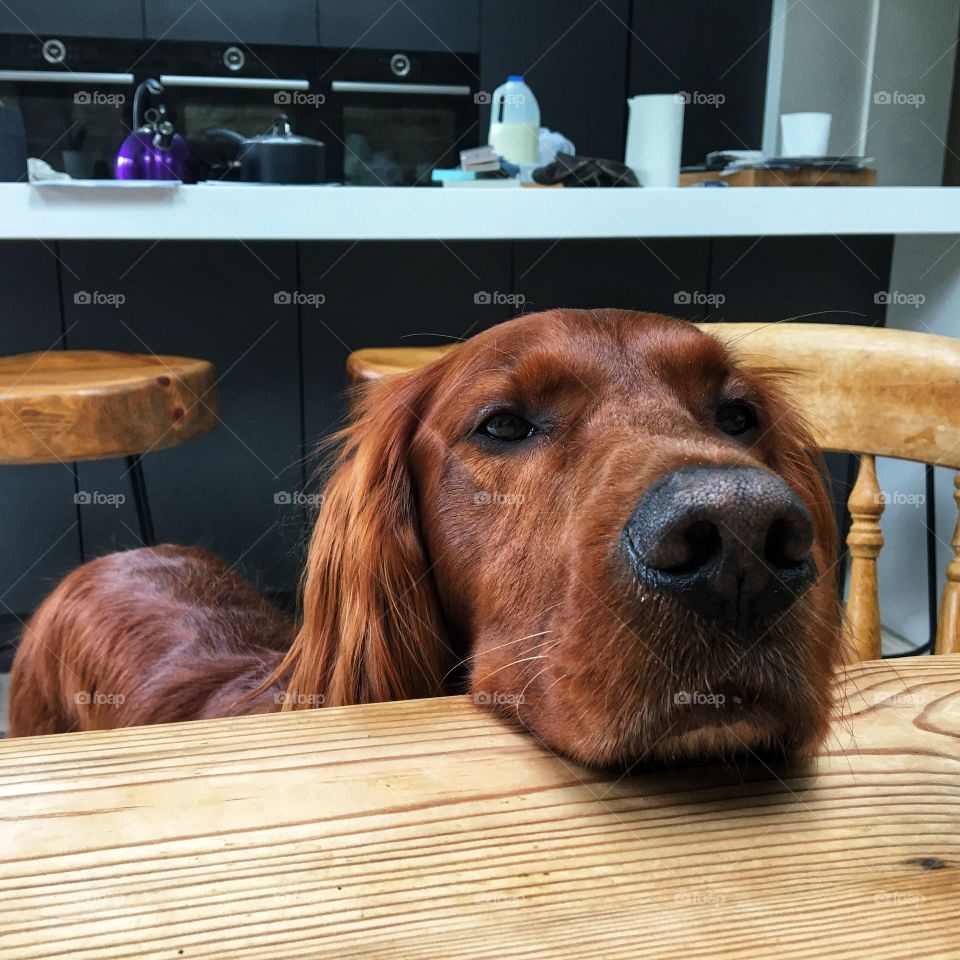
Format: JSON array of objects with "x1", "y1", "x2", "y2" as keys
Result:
[{"x1": 1, "y1": 183, "x2": 958, "y2": 240}]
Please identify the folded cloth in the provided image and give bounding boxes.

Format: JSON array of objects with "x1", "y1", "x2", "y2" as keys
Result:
[
  {"x1": 27, "y1": 157, "x2": 72, "y2": 182},
  {"x1": 532, "y1": 153, "x2": 638, "y2": 187}
]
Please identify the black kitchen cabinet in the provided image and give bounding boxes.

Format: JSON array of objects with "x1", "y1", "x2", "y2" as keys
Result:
[
  {"x1": 0, "y1": 243, "x2": 81, "y2": 617},
  {"x1": 707, "y1": 236, "x2": 893, "y2": 326},
  {"x1": 144, "y1": 0, "x2": 318, "y2": 45},
  {"x1": 59, "y1": 241, "x2": 304, "y2": 593},
  {"x1": 0, "y1": 1, "x2": 143, "y2": 39},
  {"x1": 629, "y1": 0, "x2": 772, "y2": 167},
  {"x1": 512, "y1": 239, "x2": 712, "y2": 321},
  {"x1": 320, "y1": 1, "x2": 480, "y2": 53},
  {"x1": 480, "y1": 0, "x2": 630, "y2": 161},
  {"x1": 299, "y1": 241, "x2": 511, "y2": 450}
]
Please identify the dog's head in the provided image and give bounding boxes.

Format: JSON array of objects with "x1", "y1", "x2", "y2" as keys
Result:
[{"x1": 281, "y1": 310, "x2": 841, "y2": 767}]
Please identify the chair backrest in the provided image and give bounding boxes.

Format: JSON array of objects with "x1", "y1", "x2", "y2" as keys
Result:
[{"x1": 347, "y1": 322, "x2": 960, "y2": 661}]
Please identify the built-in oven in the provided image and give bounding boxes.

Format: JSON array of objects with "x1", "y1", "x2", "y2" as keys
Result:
[
  {"x1": 0, "y1": 36, "x2": 139, "y2": 180},
  {"x1": 323, "y1": 49, "x2": 480, "y2": 185},
  {"x1": 137, "y1": 41, "x2": 327, "y2": 182}
]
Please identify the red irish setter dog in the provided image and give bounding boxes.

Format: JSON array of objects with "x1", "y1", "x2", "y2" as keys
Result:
[{"x1": 9, "y1": 310, "x2": 842, "y2": 766}]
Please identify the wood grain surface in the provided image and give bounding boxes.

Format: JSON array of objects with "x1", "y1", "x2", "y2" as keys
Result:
[
  {"x1": 0, "y1": 350, "x2": 217, "y2": 464},
  {"x1": 1, "y1": 656, "x2": 958, "y2": 959}
]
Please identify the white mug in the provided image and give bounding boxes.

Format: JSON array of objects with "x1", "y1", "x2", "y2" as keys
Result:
[
  {"x1": 624, "y1": 94, "x2": 685, "y2": 187},
  {"x1": 780, "y1": 112, "x2": 832, "y2": 157}
]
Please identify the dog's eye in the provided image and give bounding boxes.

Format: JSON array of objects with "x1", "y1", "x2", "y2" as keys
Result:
[
  {"x1": 716, "y1": 402, "x2": 757, "y2": 437},
  {"x1": 478, "y1": 413, "x2": 535, "y2": 442}
]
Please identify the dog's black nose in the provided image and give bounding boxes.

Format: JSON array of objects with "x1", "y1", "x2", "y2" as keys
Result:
[{"x1": 623, "y1": 466, "x2": 816, "y2": 628}]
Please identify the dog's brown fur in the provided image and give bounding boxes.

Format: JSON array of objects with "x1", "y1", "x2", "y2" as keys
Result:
[{"x1": 10, "y1": 310, "x2": 842, "y2": 766}]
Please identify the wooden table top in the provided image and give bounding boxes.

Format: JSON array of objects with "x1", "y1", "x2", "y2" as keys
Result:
[{"x1": 2, "y1": 656, "x2": 958, "y2": 959}]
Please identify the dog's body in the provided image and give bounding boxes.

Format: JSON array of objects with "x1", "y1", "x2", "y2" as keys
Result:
[{"x1": 10, "y1": 310, "x2": 842, "y2": 766}]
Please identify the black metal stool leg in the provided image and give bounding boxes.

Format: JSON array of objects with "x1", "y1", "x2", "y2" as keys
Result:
[{"x1": 126, "y1": 454, "x2": 156, "y2": 546}]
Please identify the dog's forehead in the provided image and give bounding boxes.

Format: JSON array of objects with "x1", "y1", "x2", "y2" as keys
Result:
[{"x1": 455, "y1": 310, "x2": 735, "y2": 395}]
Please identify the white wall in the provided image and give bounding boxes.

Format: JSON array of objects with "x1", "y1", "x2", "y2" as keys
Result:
[
  {"x1": 868, "y1": 0, "x2": 959, "y2": 184},
  {"x1": 768, "y1": 0, "x2": 960, "y2": 648},
  {"x1": 768, "y1": 0, "x2": 959, "y2": 180},
  {"x1": 873, "y1": 1, "x2": 959, "y2": 646},
  {"x1": 772, "y1": 0, "x2": 877, "y2": 156}
]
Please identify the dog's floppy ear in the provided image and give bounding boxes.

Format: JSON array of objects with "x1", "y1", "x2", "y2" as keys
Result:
[{"x1": 276, "y1": 366, "x2": 450, "y2": 708}]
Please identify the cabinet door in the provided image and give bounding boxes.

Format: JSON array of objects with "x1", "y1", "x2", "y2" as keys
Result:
[
  {"x1": 629, "y1": 0, "x2": 772, "y2": 166},
  {"x1": 144, "y1": 0, "x2": 317, "y2": 45},
  {"x1": 0, "y1": 1, "x2": 143, "y2": 39},
  {"x1": 0, "y1": 243, "x2": 81, "y2": 617},
  {"x1": 300, "y1": 241, "x2": 511, "y2": 447},
  {"x1": 708, "y1": 236, "x2": 893, "y2": 326},
  {"x1": 513, "y1": 239, "x2": 712, "y2": 321},
  {"x1": 59, "y1": 241, "x2": 303, "y2": 593},
  {"x1": 321, "y1": 0, "x2": 479, "y2": 53},
  {"x1": 480, "y1": 0, "x2": 630, "y2": 161}
]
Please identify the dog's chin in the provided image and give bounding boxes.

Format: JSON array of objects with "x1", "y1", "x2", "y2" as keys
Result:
[{"x1": 641, "y1": 717, "x2": 801, "y2": 765}]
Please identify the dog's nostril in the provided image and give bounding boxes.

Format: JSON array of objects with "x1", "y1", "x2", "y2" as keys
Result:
[
  {"x1": 764, "y1": 516, "x2": 813, "y2": 568},
  {"x1": 648, "y1": 519, "x2": 722, "y2": 574}
]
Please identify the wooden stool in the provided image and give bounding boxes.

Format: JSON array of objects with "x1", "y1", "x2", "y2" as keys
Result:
[
  {"x1": 0, "y1": 350, "x2": 217, "y2": 546},
  {"x1": 347, "y1": 323, "x2": 960, "y2": 661}
]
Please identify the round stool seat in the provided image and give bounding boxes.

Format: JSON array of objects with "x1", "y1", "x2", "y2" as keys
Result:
[
  {"x1": 0, "y1": 350, "x2": 217, "y2": 465},
  {"x1": 347, "y1": 345, "x2": 452, "y2": 383}
]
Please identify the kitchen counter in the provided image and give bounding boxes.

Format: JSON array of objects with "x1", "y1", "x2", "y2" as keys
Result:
[{"x1": 1, "y1": 183, "x2": 959, "y2": 240}]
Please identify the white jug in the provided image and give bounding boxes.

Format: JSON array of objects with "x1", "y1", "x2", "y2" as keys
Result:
[{"x1": 488, "y1": 75, "x2": 540, "y2": 165}]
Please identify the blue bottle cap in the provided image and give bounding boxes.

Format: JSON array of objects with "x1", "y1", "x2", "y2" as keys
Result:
[{"x1": 507, "y1": 74, "x2": 524, "y2": 83}]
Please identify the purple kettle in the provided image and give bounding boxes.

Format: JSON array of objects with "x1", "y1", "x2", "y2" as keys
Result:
[{"x1": 114, "y1": 79, "x2": 192, "y2": 181}]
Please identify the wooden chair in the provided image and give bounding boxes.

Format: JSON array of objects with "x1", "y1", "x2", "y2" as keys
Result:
[
  {"x1": 0, "y1": 350, "x2": 217, "y2": 545},
  {"x1": 347, "y1": 322, "x2": 960, "y2": 662}
]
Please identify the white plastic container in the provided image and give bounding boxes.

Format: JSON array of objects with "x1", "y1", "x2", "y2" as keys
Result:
[
  {"x1": 780, "y1": 112, "x2": 831, "y2": 157},
  {"x1": 488, "y1": 75, "x2": 540, "y2": 164},
  {"x1": 624, "y1": 94, "x2": 684, "y2": 187}
]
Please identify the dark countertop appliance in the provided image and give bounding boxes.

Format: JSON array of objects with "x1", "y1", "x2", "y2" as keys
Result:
[{"x1": 323, "y1": 47, "x2": 479, "y2": 185}]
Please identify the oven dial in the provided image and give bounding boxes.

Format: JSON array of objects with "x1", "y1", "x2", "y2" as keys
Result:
[
  {"x1": 389, "y1": 53, "x2": 411, "y2": 77},
  {"x1": 223, "y1": 46, "x2": 246, "y2": 71},
  {"x1": 42, "y1": 38, "x2": 66, "y2": 64}
]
